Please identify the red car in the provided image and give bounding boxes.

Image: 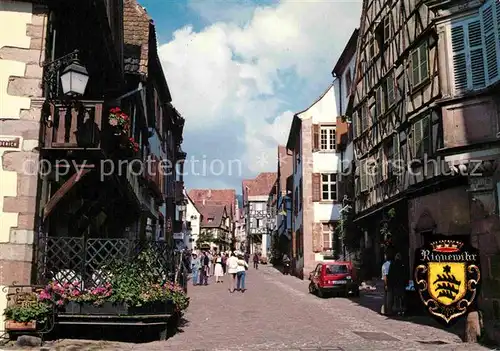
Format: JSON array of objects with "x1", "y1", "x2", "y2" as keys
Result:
[{"x1": 308, "y1": 261, "x2": 359, "y2": 298}]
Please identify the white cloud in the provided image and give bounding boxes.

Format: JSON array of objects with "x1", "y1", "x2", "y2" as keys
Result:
[{"x1": 158, "y1": 0, "x2": 361, "y2": 183}]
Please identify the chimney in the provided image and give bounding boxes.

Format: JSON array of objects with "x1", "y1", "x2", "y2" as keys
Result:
[
  {"x1": 207, "y1": 189, "x2": 212, "y2": 198},
  {"x1": 202, "y1": 198, "x2": 206, "y2": 206}
]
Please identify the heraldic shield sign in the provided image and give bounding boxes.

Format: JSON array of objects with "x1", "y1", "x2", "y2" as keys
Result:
[{"x1": 414, "y1": 235, "x2": 481, "y2": 325}]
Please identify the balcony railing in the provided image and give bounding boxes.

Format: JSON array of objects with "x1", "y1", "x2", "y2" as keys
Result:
[
  {"x1": 42, "y1": 101, "x2": 104, "y2": 149},
  {"x1": 36, "y1": 236, "x2": 177, "y2": 288}
]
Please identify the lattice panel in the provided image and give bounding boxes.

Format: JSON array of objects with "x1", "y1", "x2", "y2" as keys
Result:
[
  {"x1": 36, "y1": 236, "x2": 85, "y2": 285},
  {"x1": 36, "y1": 237, "x2": 176, "y2": 288},
  {"x1": 86, "y1": 239, "x2": 131, "y2": 286}
]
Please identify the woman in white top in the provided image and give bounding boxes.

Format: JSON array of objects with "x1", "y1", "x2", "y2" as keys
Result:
[
  {"x1": 236, "y1": 254, "x2": 249, "y2": 292},
  {"x1": 214, "y1": 254, "x2": 224, "y2": 283},
  {"x1": 226, "y1": 252, "x2": 239, "y2": 293}
]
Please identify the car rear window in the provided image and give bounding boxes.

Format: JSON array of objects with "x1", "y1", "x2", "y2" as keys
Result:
[{"x1": 326, "y1": 265, "x2": 348, "y2": 274}]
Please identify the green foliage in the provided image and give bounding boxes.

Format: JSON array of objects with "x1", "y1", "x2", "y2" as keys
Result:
[
  {"x1": 4, "y1": 293, "x2": 51, "y2": 323},
  {"x1": 196, "y1": 230, "x2": 215, "y2": 246}
]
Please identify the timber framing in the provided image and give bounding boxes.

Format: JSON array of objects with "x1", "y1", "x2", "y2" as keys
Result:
[{"x1": 352, "y1": 0, "x2": 447, "y2": 216}]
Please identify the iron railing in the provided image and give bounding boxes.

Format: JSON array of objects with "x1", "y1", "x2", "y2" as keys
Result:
[{"x1": 36, "y1": 236, "x2": 176, "y2": 289}]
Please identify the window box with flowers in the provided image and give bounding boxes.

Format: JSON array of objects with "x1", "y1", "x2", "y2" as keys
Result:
[
  {"x1": 40, "y1": 251, "x2": 189, "y2": 317},
  {"x1": 4, "y1": 292, "x2": 51, "y2": 331}
]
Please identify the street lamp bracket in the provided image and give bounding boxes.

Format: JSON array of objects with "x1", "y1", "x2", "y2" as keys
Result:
[{"x1": 43, "y1": 50, "x2": 88, "y2": 99}]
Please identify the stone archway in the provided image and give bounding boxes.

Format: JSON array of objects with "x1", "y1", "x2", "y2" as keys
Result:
[{"x1": 414, "y1": 209, "x2": 437, "y2": 233}]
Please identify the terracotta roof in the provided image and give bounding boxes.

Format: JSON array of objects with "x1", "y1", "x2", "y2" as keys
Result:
[
  {"x1": 242, "y1": 172, "x2": 277, "y2": 197},
  {"x1": 199, "y1": 205, "x2": 226, "y2": 228},
  {"x1": 188, "y1": 189, "x2": 236, "y2": 217},
  {"x1": 123, "y1": 0, "x2": 150, "y2": 75},
  {"x1": 278, "y1": 145, "x2": 293, "y2": 194}
]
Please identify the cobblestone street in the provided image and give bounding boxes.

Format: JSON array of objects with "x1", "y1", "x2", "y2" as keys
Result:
[{"x1": 45, "y1": 265, "x2": 492, "y2": 351}]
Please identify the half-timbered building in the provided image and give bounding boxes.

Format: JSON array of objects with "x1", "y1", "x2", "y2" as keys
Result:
[
  {"x1": 351, "y1": 0, "x2": 448, "y2": 276},
  {"x1": 0, "y1": 0, "x2": 185, "y2": 333},
  {"x1": 242, "y1": 172, "x2": 277, "y2": 257}
]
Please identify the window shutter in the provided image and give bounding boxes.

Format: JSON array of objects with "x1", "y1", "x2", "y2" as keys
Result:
[
  {"x1": 451, "y1": 24, "x2": 468, "y2": 93},
  {"x1": 411, "y1": 49, "x2": 419, "y2": 86},
  {"x1": 481, "y1": 2, "x2": 499, "y2": 84},
  {"x1": 376, "y1": 86, "x2": 384, "y2": 116},
  {"x1": 352, "y1": 111, "x2": 359, "y2": 137},
  {"x1": 360, "y1": 160, "x2": 368, "y2": 192},
  {"x1": 468, "y1": 20, "x2": 486, "y2": 89},
  {"x1": 312, "y1": 173, "x2": 321, "y2": 202},
  {"x1": 413, "y1": 119, "x2": 423, "y2": 158},
  {"x1": 312, "y1": 124, "x2": 319, "y2": 151}
]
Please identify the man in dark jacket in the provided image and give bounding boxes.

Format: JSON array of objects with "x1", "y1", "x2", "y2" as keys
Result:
[
  {"x1": 200, "y1": 252, "x2": 210, "y2": 285},
  {"x1": 387, "y1": 253, "x2": 407, "y2": 316}
]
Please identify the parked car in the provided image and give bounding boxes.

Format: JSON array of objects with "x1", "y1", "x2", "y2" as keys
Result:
[{"x1": 308, "y1": 261, "x2": 359, "y2": 298}]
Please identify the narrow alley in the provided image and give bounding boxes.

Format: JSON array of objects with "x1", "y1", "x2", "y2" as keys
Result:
[{"x1": 47, "y1": 266, "x2": 489, "y2": 351}]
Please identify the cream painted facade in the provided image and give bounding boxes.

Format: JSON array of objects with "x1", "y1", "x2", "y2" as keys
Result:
[
  {"x1": 0, "y1": 0, "x2": 48, "y2": 333},
  {"x1": 185, "y1": 192, "x2": 201, "y2": 250},
  {"x1": 292, "y1": 84, "x2": 343, "y2": 275}
]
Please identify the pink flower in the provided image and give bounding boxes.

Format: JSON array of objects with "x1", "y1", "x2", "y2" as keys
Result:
[
  {"x1": 56, "y1": 300, "x2": 64, "y2": 306},
  {"x1": 38, "y1": 290, "x2": 51, "y2": 301},
  {"x1": 109, "y1": 118, "x2": 118, "y2": 126}
]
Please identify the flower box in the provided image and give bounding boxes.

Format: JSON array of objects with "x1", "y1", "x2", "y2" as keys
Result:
[
  {"x1": 63, "y1": 300, "x2": 175, "y2": 315},
  {"x1": 5, "y1": 320, "x2": 36, "y2": 331}
]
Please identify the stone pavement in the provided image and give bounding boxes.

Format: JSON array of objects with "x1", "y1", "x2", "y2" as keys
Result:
[{"x1": 44, "y1": 265, "x2": 493, "y2": 351}]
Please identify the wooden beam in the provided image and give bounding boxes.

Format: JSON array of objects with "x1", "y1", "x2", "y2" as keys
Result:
[{"x1": 43, "y1": 168, "x2": 93, "y2": 221}]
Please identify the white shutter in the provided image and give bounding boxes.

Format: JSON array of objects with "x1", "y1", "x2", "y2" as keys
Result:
[
  {"x1": 480, "y1": 0, "x2": 500, "y2": 85},
  {"x1": 468, "y1": 20, "x2": 486, "y2": 89},
  {"x1": 451, "y1": 24, "x2": 468, "y2": 93},
  {"x1": 360, "y1": 159, "x2": 367, "y2": 192}
]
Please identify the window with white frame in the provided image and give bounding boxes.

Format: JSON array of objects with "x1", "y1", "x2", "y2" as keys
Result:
[
  {"x1": 322, "y1": 223, "x2": 334, "y2": 251},
  {"x1": 320, "y1": 126, "x2": 336, "y2": 151},
  {"x1": 411, "y1": 42, "x2": 429, "y2": 87},
  {"x1": 321, "y1": 174, "x2": 337, "y2": 201}
]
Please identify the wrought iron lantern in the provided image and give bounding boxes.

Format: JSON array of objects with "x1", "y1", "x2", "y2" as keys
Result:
[
  {"x1": 60, "y1": 60, "x2": 89, "y2": 96},
  {"x1": 43, "y1": 49, "x2": 89, "y2": 98},
  {"x1": 178, "y1": 203, "x2": 187, "y2": 212}
]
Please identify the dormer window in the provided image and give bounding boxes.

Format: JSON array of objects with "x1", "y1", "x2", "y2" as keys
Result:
[{"x1": 207, "y1": 217, "x2": 214, "y2": 223}]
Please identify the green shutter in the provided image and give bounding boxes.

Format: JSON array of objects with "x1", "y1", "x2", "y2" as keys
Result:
[
  {"x1": 468, "y1": 20, "x2": 486, "y2": 89},
  {"x1": 419, "y1": 43, "x2": 429, "y2": 82},
  {"x1": 451, "y1": 24, "x2": 468, "y2": 93},
  {"x1": 413, "y1": 120, "x2": 423, "y2": 158},
  {"x1": 411, "y1": 50, "x2": 420, "y2": 86}
]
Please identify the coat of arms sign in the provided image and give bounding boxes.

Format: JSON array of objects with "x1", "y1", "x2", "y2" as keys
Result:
[{"x1": 414, "y1": 235, "x2": 481, "y2": 325}]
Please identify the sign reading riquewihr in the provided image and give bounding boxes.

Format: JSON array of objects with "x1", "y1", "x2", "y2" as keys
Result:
[{"x1": 414, "y1": 235, "x2": 481, "y2": 325}]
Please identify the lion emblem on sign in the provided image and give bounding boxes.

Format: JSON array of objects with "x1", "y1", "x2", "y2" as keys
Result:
[{"x1": 414, "y1": 236, "x2": 480, "y2": 325}]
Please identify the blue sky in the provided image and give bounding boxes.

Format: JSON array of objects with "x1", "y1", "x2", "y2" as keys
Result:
[{"x1": 140, "y1": 0, "x2": 362, "y2": 192}]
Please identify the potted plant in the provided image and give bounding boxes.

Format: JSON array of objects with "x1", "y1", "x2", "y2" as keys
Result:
[
  {"x1": 4, "y1": 293, "x2": 51, "y2": 331},
  {"x1": 108, "y1": 107, "x2": 130, "y2": 136}
]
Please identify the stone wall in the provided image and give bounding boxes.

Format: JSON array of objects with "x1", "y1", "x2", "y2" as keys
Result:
[
  {"x1": 300, "y1": 118, "x2": 315, "y2": 277},
  {"x1": 0, "y1": 1, "x2": 47, "y2": 334},
  {"x1": 408, "y1": 186, "x2": 470, "y2": 269}
]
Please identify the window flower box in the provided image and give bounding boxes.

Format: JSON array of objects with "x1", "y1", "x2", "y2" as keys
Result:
[
  {"x1": 5, "y1": 320, "x2": 36, "y2": 331},
  {"x1": 62, "y1": 300, "x2": 175, "y2": 315}
]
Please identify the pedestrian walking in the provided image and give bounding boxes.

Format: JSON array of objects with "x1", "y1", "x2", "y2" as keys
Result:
[
  {"x1": 191, "y1": 253, "x2": 201, "y2": 286},
  {"x1": 253, "y1": 252, "x2": 259, "y2": 269},
  {"x1": 381, "y1": 253, "x2": 393, "y2": 315},
  {"x1": 226, "y1": 252, "x2": 239, "y2": 293},
  {"x1": 388, "y1": 252, "x2": 407, "y2": 316},
  {"x1": 244, "y1": 252, "x2": 249, "y2": 263},
  {"x1": 200, "y1": 251, "x2": 210, "y2": 285},
  {"x1": 214, "y1": 254, "x2": 224, "y2": 283},
  {"x1": 221, "y1": 252, "x2": 227, "y2": 275},
  {"x1": 236, "y1": 254, "x2": 249, "y2": 292}
]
